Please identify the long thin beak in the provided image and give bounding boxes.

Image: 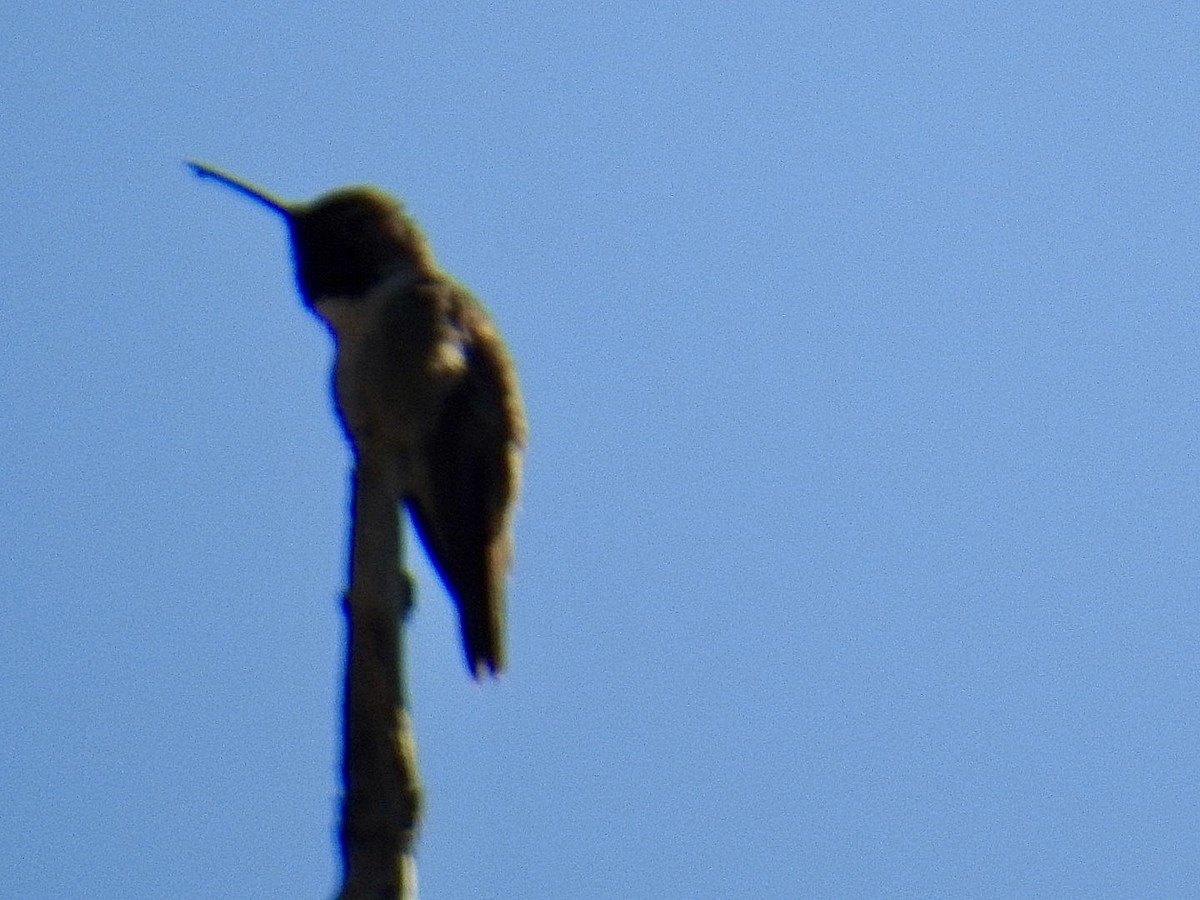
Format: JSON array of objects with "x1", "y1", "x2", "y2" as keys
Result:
[{"x1": 186, "y1": 161, "x2": 293, "y2": 218}]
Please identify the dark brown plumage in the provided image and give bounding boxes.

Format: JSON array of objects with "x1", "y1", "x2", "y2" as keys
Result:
[{"x1": 189, "y1": 162, "x2": 525, "y2": 677}]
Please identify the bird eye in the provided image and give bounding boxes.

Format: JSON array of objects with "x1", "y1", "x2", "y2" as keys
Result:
[{"x1": 344, "y1": 210, "x2": 369, "y2": 237}]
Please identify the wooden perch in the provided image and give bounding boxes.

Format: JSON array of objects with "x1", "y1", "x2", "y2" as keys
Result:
[{"x1": 336, "y1": 460, "x2": 422, "y2": 900}]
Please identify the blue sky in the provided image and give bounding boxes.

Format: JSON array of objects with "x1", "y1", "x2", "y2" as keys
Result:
[{"x1": 4, "y1": 4, "x2": 1200, "y2": 897}]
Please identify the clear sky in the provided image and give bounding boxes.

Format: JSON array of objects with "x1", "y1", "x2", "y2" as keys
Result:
[{"x1": 4, "y1": 4, "x2": 1199, "y2": 898}]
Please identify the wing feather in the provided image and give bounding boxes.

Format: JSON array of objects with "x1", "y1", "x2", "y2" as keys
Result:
[{"x1": 406, "y1": 286, "x2": 525, "y2": 677}]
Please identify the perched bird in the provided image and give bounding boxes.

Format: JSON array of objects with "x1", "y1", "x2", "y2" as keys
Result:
[{"x1": 189, "y1": 162, "x2": 525, "y2": 677}]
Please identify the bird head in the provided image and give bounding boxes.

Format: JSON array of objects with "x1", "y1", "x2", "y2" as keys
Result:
[{"x1": 187, "y1": 161, "x2": 436, "y2": 310}]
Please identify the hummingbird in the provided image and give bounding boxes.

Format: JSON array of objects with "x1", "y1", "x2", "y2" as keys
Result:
[{"x1": 188, "y1": 161, "x2": 525, "y2": 678}]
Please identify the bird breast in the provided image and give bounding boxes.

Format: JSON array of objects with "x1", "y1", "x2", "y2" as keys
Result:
[{"x1": 319, "y1": 275, "x2": 468, "y2": 457}]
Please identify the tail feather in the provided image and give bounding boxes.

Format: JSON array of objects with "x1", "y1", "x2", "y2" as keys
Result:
[
  {"x1": 406, "y1": 498, "x2": 505, "y2": 678},
  {"x1": 459, "y1": 580, "x2": 504, "y2": 678}
]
